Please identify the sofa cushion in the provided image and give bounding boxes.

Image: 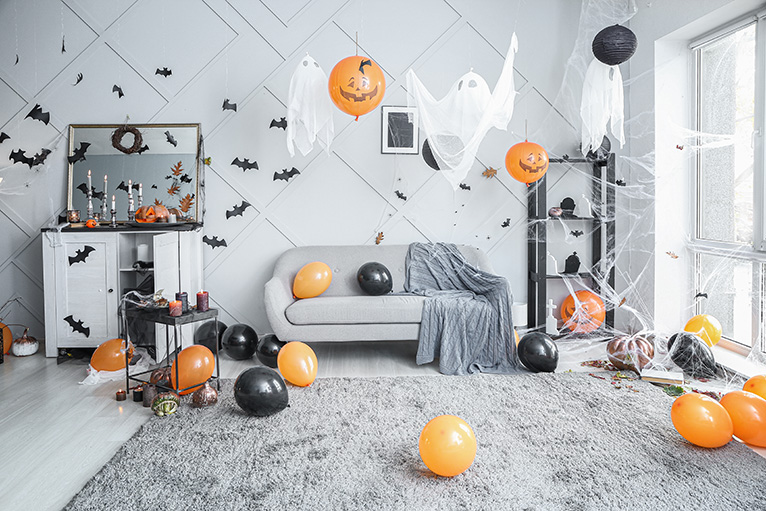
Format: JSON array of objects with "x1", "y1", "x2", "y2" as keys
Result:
[{"x1": 285, "y1": 294, "x2": 425, "y2": 325}]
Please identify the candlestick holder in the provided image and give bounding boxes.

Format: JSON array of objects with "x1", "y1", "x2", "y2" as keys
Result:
[
  {"x1": 86, "y1": 193, "x2": 94, "y2": 220},
  {"x1": 110, "y1": 208, "x2": 117, "y2": 228},
  {"x1": 137, "y1": 195, "x2": 143, "y2": 208},
  {"x1": 101, "y1": 197, "x2": 108, "y2": 221},
  {"x1": 128, "y1": 196, "x2": 135, "y2": 222}
]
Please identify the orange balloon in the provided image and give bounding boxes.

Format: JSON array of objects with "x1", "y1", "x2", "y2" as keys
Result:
[
  {"x1": 720, "y1": 390, "x2": 766, "y2": 447},
  {"x1": 293, "y1": 262, "x2": 333, "y2": 299},
  {"x1": 0, "y1": 322, "x2": 11, "y2": 354},
  {"x1": 743, "y1": 375, "x2": 766, "y2": 400},
  {"x1": 671, "y1": 393, "x2": 733, "y2": 448},
  {"x1": 171, "y1": 345, "x2": 216, "y2": 395},
  {"x1": 277, "y1": 341, "x2": 317, "y2": 387},
  {"x1": 328, "y1": 56, "x2": 386, "y2": 119},
  {"x1": 91, "y1": 338, "x2": 134, "y2": 372},
  {"x1": 560, "y1": 291, "x2": 605, "y2": 334},
  {"x1": 419, "y1": 415, "x2": 477, "y2": 477},
  {"x1": 505, "y1": 140, "x2": 549, "y2": 184},
  {"x1": 684, "y1": 314, "x2": 722, "y2": 347},
  {"x1": 514, "y1": 329, "x2": 520, "y2": 346}
]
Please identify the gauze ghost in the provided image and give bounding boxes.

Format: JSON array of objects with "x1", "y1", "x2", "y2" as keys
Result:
[{"x1": 286, "y1": 55, "x2": 334, "y2": 157}]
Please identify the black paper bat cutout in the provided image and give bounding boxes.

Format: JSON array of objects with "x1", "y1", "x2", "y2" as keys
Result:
[
  {"x1": 615, "y1": 179, "x2": 626, "y2": 187},
  {"x1": 222, "y1": 99, "x2": 237, "y2": 112},
  {"x1": 231, "y1": 157, "x2": 258, "y2": 171},
  {"x1": 359, "y1": 59, "x2": 371, "y2": 74},
  {"x1": 274, "y1": 167, "x2": 300, "y2": 182},
  {"x1": 155, "y1": 67, "x2": 172, "y2": 77},
  {"x1": 68, "y1": 245, "x2": 95, "y2": 265},
  {"x1": 695, "y1": 292, "x2": 708, "y2": 300},
  {"x1": 570, "y1": 230, "x2": 584, "y2": 238},
  {"x1": 14, "y1": 54, "x2": 19, "y2": 65},
  {"x1": 165, "y1": 131, "x2": 177, "y2": 147},
  {"x1": 33, "y1": 148, "x2": 51, "y2": 166},
  {"x1": 76, "y1": 183, "x2": 105, "y2": 201},
  {"x1": 180, "y1": 174, "x2": 192, "y2": 184},
  {"x1": 203, "y1": 235, "x2": 227, "y2": 249},
  {"x1": 165, "y1": 175, "x2": 176, "y2": 181},
  {"x1": 226, "y1": 201, "x2": 252, "y2": 219},
  {"x1": 270, "y1": 117, "x2": 287, "y2": 130},
  {"x1": 25, "y1": 104, "x2": 50, "y2": 125},
  {"x1": 137, "y1": 144, "x2": 149, "y2": 154},
  {"x1": 61, "y1": 36, "x2": 66, "y2": 54},
  {"x1": 63, "y1": 315, "x2": 90, "y2": 337},
  {"x1": 10, "y1": 149, "x2": 33, "y2": 168},
  {"x1": 394, "y1": 190, "x2": 407, "y2": 201},
  {"x1": 112, "y1": 84, "x2": 124, "y2": 98},
  {"x1": 501, "y1": 218, "x2": 511, "y2": 228},
  {"x1": 0, "y1": 132, "x2": 10, "y2": 144},
  {"x1": 117, "y1": 181, "x2": 140, "y2": 193},
  {"x1": 459, "y1": 183, "x2": 471, "y2": 191},
  {"x1": 73, "y1": 73, "x2": 83, "y2": 86},
  {"x1": 151, "y1": 184, "x2": 157, "y2": 189},
  {"x1": 67, "y1": 142, "x2": 90, "y2": 164}
]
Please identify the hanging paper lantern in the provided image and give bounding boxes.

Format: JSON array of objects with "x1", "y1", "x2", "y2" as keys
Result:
[
  {"x1": 505, "y1": 140, "x2": 549, "y2": 184},
  {"x1": 328, "y1": 56, "x2": 386, "y2": 120},
  {"x1": 592, "y1": 25, "x2": 638, "y2": 66}
]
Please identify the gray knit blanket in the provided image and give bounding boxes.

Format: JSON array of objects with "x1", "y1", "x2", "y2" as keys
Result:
[{"x1": 404, "y1": 242, "x2": 519, "y2": 375}]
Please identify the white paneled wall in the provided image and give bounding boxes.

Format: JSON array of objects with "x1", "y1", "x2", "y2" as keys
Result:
[{"x1": 0, "y1": 0, "x2": 582, "y2": 338}]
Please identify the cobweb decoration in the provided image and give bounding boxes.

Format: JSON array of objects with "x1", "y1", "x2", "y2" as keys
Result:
[
  {"x1": 286, "y1": 54, "x2": 334, "y2": 157},
  {"x1": 580, "y1": 59, "x2": 625, "y2": 154},
  {"x1": 406, "y1": 33, "x2": 519, "y2": 190}
]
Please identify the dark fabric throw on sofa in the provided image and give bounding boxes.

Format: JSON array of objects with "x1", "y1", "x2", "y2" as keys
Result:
[{"x1": 404, "y1": 242, "x2": 518, "y2": 374}]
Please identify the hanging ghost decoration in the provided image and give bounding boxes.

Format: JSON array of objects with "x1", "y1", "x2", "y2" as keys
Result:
[
  {"x1": 286, "y1": 55, "x2": 335, "y2": 157},
  {"x1": 580, "y1": 25, "x2": 637, "y2": 155},
  {"x1": 406, "y1": 33, "x2": 519, "y2": 190}
]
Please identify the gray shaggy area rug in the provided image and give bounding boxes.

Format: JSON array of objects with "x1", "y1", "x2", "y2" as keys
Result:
[{"x1": 66, "y1": 372, "x2": 765, "y2": 511}]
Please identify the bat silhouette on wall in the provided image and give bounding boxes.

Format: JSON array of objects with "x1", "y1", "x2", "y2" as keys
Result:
[
  {"x1": 165, "y1": 131, "x2": 177, "y2": 147},
  {"x1": 73, "y1": 73, "x2": 83, "y2": 86},
  {"x1": 0, "y1": 132, "x2": 9, "y2": 143},
  {"x1": 151, "y1": 184, "x2": 157, "y2": 189},
  {"x1": 615, "y1": 179, "x2": 626, "y2": 187},
  {"x1": 695, "y1": 292, "x2": 708, "y2": 300},
  {"x1": 459, "y1": 183, "x2": 471, "y2": 191},
  {"x1": 156, "y1": 67, "x2": 172, "y2": 77},
  {"x1": 61, "y1": 36, "x2": 66, "y2": 53},
  {"x1": 180, "y1": 174, "x2": 192, "y2": 184},
  {"x1": 112, "y1": 85, "x2": 124, "y2": 98},
  {"x1": 14, "y1": 54, "x2": 19, "y2": 65},
  {"x1": 270, "y1": 117, "x2": 287, "y2": 130},
  {"x1": 222, "y1": 99, "x2": 237, "y2": 112},
  {"x1": 570, "y1": 230, "x2": 584, "y2": 238},
  {"x1": 358, "y1": 59, "x2": 371, "y2": 74},
  {"x1": 26, "y1": 104, "x2": 50, "y2": 125},
  {"x1": 231, "y1": 158, "x2": 258, "y2": 171},
  {"x1": 76, "y1": 183, "x2": 105, "y2": 201},
  {"x1": 64, "y1": 315, "x2": 90, "y2": 337},
  {"x1": 274, "y1": 167, "x2": 300, "y2": 181},
  {"x1": 137, "y1": 144, "x2": 149, "y2": 154},
  {"x1": 225, "y1": 201, "x2": 252, "y2": 219},
  {"x1": 67, "y1": 142, "x2": 91, "y2": 164},
  {"x1": 501, "y1": 218, "x2": 511, "y2": 228},
  {"x1": 68, "y1": 245, "x2": 95, "y2": 265},
  {"x1": 10, "y1": 149, "x2": 33, "y2": 168},
  {"x1": 33, "y1": 148, "x2": 51, "y2": 166},
  {"x1": 117, "y1": 181, "x2": 140, "y2": 193},
  {"x1": 203, "y1": 235, "x2": 227, "y2": 249},
  {"x1": 394, "y1": 190, "x2": 407, "y2": 201}
]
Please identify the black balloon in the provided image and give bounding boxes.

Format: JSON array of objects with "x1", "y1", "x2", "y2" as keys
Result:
[
  {"x1": 592, "y1": 25, "x2": 638, "y2": 66},
  {"x1": 194, "y1": 320, "x2": 227, "y2": 352},
  {"x1": 518, "y1": 332, "x2": 559, "y2": 373},
  {"x1": 256, "y1": 334, "x2": 286, "y2": 368},
  {"x1": 668, "y1": 332, "x2": 717, "y2": 379},
  {"x1": 357, "y1": 262, "x2": 393, "y2": 296},
  {"x1": 422, "y1": 139, "x2": 441, "y2": 171},
  {"x1": 234, "y1": 367, "x2": 288, "y2": 416},
  {"x1": 222, "y1": 324, "x2": 258, "y2": 360}
]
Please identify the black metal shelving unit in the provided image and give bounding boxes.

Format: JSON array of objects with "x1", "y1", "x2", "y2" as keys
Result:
[{"x1": 527, "y1": 153, "x2": 616, "y2": 331}]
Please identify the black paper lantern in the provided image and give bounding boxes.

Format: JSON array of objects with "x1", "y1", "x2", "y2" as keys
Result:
[{"x1": 592, "y1": 25, "x2": 638, "y2": 66}]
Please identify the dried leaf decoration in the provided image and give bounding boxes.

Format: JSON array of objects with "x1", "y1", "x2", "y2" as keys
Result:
[
  {"x1": 154, "y1": 198, "x2": 165, "y2": 206},
  {"x1": 171, "y1": 161, "x2": 183, "y2": 176},
  {"x1": 168, "y1": 183, "x2": 181, "y2": 196},
  {"x1": 178, "y1": 194, "x2": 194, "y2": 213},
  {"x1": 482, "y1": 166, "x2": 498, "y2": 179},
  {"x1": 666, "y1": 251, "x2": 679, "y2": 259},
  {"x1": 375, "y1": 232, "x2": 384, "y2": 245}
]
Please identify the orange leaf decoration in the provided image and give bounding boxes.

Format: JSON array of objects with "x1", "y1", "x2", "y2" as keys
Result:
[
  {"x1": 154, "y1": 198, "x2": 165, "y2": 206},
  {"x1": 171, "y1": 161, "x2": 183, "y2": 176},
  {"x1": 482, "y1": 166, "x2": 498, "y2": 179},
  {"x1": 168, "y1": 183, "x2": 181, "y2": 196},
  {"x1": 178, "y1": 194, "x2": 194, "y2": 213},
  {"x1": 375, "y1": 232, "x2": 384, "y2": 245}
]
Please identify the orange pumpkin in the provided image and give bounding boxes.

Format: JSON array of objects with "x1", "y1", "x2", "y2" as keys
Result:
[
  {"x1": 1, "y1": 321, "x2": 11, "y2": 354},
  {"x1": 328, "y1": 56, "x2": 386, "y2": 119},
  {"x1": 135, "y1": 204, "x2": 169, "y2": 223},
  {"x1": 85, "y1": 218, "x2": 98, "y2": 228},
  {"x1": 607, "y1": 335, "x2": 654, "y2": 372},
  {"x1": 505, "y1": 140, "x2": 549, "y2": 184},
  {"x1": 561, "y1": 290, "x2": 606, "y2": 333}
]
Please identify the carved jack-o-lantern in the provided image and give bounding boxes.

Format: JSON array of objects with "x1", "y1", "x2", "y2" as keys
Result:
[
  {"x1": 135, "y1": 204, "x2": 169, "y2": 223},
  {"x1": 328, "y1": 56, "x2": 386, "y2": 120},
  {"x1": 505, "y1": 141, "x2": 549, "y2": 184},
  {"x1": 560, "y1": 290, "x2": 605, "y2": 334}
]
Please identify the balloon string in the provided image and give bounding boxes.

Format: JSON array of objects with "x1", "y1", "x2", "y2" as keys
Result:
[{"x1": 355, "y1": 32, "x2": 358, "y2": 56}]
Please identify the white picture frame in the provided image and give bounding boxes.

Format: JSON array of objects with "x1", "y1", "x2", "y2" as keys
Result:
[{"x1": 381, "y1": 106, "x2": 419, "y2": 154}]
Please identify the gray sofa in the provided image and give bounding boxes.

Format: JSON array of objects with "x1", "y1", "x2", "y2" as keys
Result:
[{"x1": 264, "y1": 244, "x2": 493, "y2": 342}]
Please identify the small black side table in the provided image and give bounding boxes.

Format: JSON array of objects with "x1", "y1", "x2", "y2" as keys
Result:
[{"x1": 123, "y1": 307, "x2": 220, "y2": 396}]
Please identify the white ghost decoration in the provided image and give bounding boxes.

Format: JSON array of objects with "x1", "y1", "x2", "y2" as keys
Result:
[
  {"x1": 580, "y1": 59, "x2": 624, "y2": 155},
  {"x1": 406, "y1": 33, "x2": 519, "y2": 190},
  {"x1": 286, "y1": 55, "x2": 334, "y2": 157}
]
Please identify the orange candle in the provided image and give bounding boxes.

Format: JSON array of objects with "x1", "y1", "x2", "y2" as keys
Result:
[{"x1": 169, "y1": 300, "x2": 182, "y2": 317}]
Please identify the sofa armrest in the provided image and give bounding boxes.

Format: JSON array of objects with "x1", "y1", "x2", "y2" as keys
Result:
[{"x1": 264, "y1": 276, "x2": 296, "y2": 338}]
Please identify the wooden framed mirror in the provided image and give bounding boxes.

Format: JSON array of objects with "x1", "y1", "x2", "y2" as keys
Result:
[{"x1": 67, "y1": 124, "x2": 202, "y2": 224}]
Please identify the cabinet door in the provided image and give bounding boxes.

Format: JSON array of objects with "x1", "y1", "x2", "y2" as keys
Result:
[{"x1": 54, "y1": 233, "x2": 119, "y2": 349}]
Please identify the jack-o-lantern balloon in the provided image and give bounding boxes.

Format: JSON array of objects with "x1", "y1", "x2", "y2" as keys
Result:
[
  {"x1": 328, "y1": 56, "x2": 386, "y2": 120},
  {"x1": 135, "y1": 204, "x2": 170, "y2": 223},
  {"x1": 561, "y1": 290, "x2": 605, "y2": 334},
  {"x1": 506, "y1": 140, "x2": 549, "y2": 184}
]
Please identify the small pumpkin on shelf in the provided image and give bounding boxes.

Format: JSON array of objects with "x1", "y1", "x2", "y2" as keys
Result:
[
  {"x1": 135, "y1": 204, "x2": 170, "y2": 223},
  {"x1": 11, "y1": 328, "x2": 39, "y2": 357},
  {"x1": 606, "y1": 335, "x2": 654, "y2": 373}
]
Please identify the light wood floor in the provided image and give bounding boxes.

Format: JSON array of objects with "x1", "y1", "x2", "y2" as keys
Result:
[{"x1": 1, "y1": 341, "x2": 763, "y2": 511}]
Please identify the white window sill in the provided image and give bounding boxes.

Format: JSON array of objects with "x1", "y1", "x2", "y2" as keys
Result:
[{"x1": 711, "y1": 345, "x2": 765, "y2": 378}]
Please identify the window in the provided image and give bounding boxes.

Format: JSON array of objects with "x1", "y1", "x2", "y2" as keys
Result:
[{"x1": 692, "y1": 15, "x2": 766, "y2": 352}]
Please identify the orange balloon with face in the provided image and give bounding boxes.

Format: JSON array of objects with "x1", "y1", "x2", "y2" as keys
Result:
[
  {"x1": 328, "y1": 56, "x2": 386, "y2": 120},
  {"x1": 505, "y1": 141, "x2": 549, "y2": 184},
  {"x1": 560, "y1": 290, "x2": 606, "y2": 334}
]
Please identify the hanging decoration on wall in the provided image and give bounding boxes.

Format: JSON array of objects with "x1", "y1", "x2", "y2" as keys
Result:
[
  {"x1": 63, "y1": 314, "x2": 90, "y2": 337},
  {"x1": 68, "y1": 142, "x2": 91, "y2": 163},
  {"x1": 164, "y1": 131, "x2": 177, "y2": 147},
  {"x1": 68, "y1": 246, "x2": 95, "y2": 265},
  {"x1": 406, "y1": 33, "x2": 518, "y2": 189},
  {"x1": 112, "y1": 85, "x2": 124, "y2": 98},
  {"x1": 225, "y1": 201, "x2": 252, "y2": 219},
  {"x1": 0, "y1": 132, "x2": 9, "y2": 144},
  {"x1": 73, "y1": 73, "x2": 83, "y2": 86},
  {"x1": 570, "y1": 230, "x2": 584, "y2": 238},
  {"x1": 270, "y1": 117, "x2": 287, "y2": 130},
  {"x1": 203, "y1": 235, "x2": 227, "y2": 249},
  {"x1": 76, "y1": 183, "x2": 104, "y2": 201},
  {"x1": 328, "y1": 55, "x2": 386, "y2": 120},
  {"x1": 580, "y1": 25, "x2": 637, "y2": 155},
  {"x1": 501, "y1": 218, "x2": 511, "y2": 228},
  {"x1": 14, "y1": 54, "x2": 19, "y2": 65},
  {"x1": 222, "y1": 99, "x2": 237, "y2": 112},
  {"x1": 394, "y1": 190, "x2": 407, "y2": 201},
  {"x1": 482, "y1": 166, "x2": 498, "y2": 179},
  {"x1": 286, "y1": 55, "x2": 334, "y2": 156},
  {"x1": 61, "y1": 36, "x2": 66, "y2": 53},
  {"x1": 231, "y1": 157, "x2": 258, "y2": 171},
  {"x1": 375, "y1": 232, "x2": 384, "y2": 245},
  {"x1": 505, "y1": 140, "x2": 549, "y2": 184},
  {"x1": 111, "y1": 126, "x2": 143, "y2": 154},
  {"x1": 459, "y1": 183, "x2": 471, "y2": 191},
  {"x1": 155, "y1": 67, "x2": 172, "y2": 77},
  {"x1": 25, "y1": 104, "x2": 50, "y2": 125},
  {"x1": 273, "y1": 167, "x2": 300, "y2": 182},
  {"x1": 117, "y1": 180, "x2": 139, "y2": 193},
  {"x1": 9, "y1": 150, "x2": 33, "y2": 168}
]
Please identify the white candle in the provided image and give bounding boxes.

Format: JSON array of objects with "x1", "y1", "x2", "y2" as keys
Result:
[
  {"x1": 104, "y1": 174, "x2": 107, "y2": 194},
  {"x1": 87, "y1": 169, "x2": 92, "y2": 191},
  {"x1": 112, "y1": 194, "x2": 116, "y2": 211},
  {"x1": 128, "y1": 179, "x2": 132, "y2": 198}
]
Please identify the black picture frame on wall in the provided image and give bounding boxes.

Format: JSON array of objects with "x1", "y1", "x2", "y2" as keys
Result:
[{"x1": 381, "y1": 106, "x2": 419, "y2": 154}]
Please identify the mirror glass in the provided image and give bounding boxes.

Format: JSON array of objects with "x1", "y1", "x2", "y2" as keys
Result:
[{"x1": 67, "y1": 124, "x2": 201, "y2": 223}]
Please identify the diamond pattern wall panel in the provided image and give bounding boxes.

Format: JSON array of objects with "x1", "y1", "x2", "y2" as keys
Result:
[{"x1": 63, "y1": 0, "x2": 138, "y2": 33}]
